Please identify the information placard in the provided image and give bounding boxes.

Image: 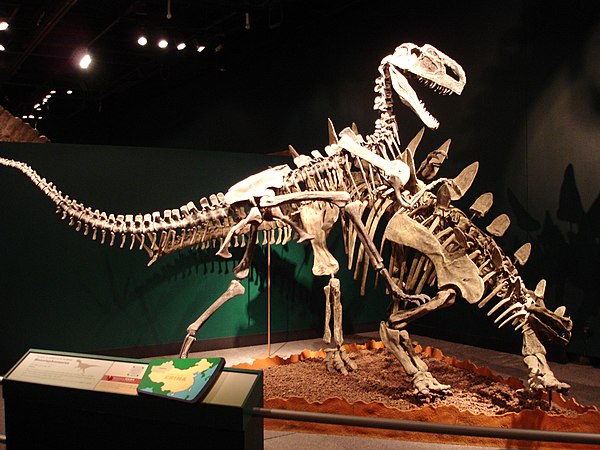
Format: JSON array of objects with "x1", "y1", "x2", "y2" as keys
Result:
[{"x1": 6, "y1": 351, "x2": 147, "y2": 395}]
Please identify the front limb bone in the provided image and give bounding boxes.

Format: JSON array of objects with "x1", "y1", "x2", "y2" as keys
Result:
[
  {"x1": 522, "y1": 324, "x2": 570, "y2": 393},
  {"x1": 179, "y1": 279, "x2": 246, "y2": 358},
  {"x1": 344, "y1": 200, "x2": 403, "y2": 299}
]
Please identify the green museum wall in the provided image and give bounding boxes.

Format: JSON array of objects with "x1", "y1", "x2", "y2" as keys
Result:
[
  {"x1": 0, "y1": 142, "x2": 391, "y2": 371},
  {"x1": 2, "y1": 1, "x2": 599, "y2": 370}
]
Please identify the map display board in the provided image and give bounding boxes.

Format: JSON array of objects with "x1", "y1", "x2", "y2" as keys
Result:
[{"x1": 137, "y1": 357, "x2": 225, "y2": 403}]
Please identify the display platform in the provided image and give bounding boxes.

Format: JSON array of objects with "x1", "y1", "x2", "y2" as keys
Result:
[{"x1": 2, "y1": 349, "x2": 263, "y2": 449}]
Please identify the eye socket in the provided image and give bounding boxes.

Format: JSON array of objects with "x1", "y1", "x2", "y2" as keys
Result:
[{"x1": 444, "y1": 63, "x2": 461, "y2": 82}]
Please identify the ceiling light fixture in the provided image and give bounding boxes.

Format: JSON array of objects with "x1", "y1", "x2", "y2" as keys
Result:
[
  {"x1": 176, "y1": 42, "x2": 186, "y2": 50},
  {"x1": 66, "y1": 90, "x2": 73, "y2": 95},
  {"x1": 79, "y1": 53, "x2": 92, "y2": 69},
  {"x1": 158, "y1": 39, "x2": 168, "y2": 49},
  {"x1": 137, "y1": 35, "x2": 147, "y2": 46},
  {"x1": 196, "y1": 44, "x2": 205, "y2": 53},
  {"x1": 0, "y1": 21, "x2": 8, "y2": 31},
  {"x1": 0, "y1": 44, "x2": 5, "y2": 52}
]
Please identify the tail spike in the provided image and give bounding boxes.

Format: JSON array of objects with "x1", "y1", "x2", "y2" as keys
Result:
[
  {"x1": 514, "y1": 242, "x2": 531, "y2": 266},
  {"x1": 327, "y1": 118, "x2": 338, "y2": 145},
  {"x1": 436, "y1": 183, "x2": 452, "y2": 208},
  {"x1": 417, "y1": 137, "x2": 449, "y2": 180},
  {"x1": 449, "y1": 162, "x2": 478, "y2": 201},
  {"x1": 486, "y1": 214, "x2": 510, "y2": 237},
  {"x1": 406, "y1": 127, "x2": 425, "y2": 157},
  {"x1": 403, "y1": 144, "x2": 419, "y2": 193},
  {"x1": 470, "y1": 192, "x2": 493, "y2": 219},
  {"x1": 534, "y1": 279, "x2": 546, "y2": 299}
]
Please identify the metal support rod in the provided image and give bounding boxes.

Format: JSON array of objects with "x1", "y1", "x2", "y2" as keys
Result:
[
  {"x1": 267, "y1": 243, "x2": 271, "y2": 356},
  {"x1": 252, "y1": 407, "x2": 600, "y2": 445}
]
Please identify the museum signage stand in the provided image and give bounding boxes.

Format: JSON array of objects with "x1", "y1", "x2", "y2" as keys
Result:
[{"x1": 2, "y1": 349, "x2": 263, "y2": 449}]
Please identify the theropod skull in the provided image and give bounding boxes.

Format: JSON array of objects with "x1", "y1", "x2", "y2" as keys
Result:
[{"x1": 382, "y1": 43, "x2": 466, "y2": 129}]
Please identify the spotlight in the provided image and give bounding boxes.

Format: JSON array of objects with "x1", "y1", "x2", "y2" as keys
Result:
[
  {"x1": 66, "y1": 90, "x2": 73, "y2": 95},
  {"x1": 50, "y1": 90, "x2": 56, "y2": 94},
  {"x1": 0, "y1": 44, "x2": 5, "y2": 52},
  {"x1": 137, "y1": 35, "x2": 147, "y2": 46},
  {"x1": 28, "y1": 115, "x2": 34, "y2": 119},
  {"x1": 79, "y1": 53, "x2": 92, "y2": 69},
  {"x1": 196, "y1": 44, "x2": 205, "y2": 53},
  {"x1": 176, "y1": 42, "x2": 186, "y2": 50},
  {"x1": 158, "y1": 39, "x2": 168, "y2": 49},
  {"x1": 0, "y1": 21, "x2": 8, "y2": 31},
  {"x1": 34, "y1": 103, "x2": 40, "y2": 109}
]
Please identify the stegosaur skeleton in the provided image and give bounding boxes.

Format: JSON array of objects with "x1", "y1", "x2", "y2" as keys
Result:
[{"x1": 0, "y1": 43, "x2": 573, "y2": 396}]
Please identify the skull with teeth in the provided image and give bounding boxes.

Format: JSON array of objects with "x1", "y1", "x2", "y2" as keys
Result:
[{"x1": 381, "y1": 43, "x2": 467, "y2": 129}]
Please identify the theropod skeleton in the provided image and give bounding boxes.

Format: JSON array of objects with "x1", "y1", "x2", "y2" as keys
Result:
[{"x1": 0, "y1": 43, "x2": 572, "y2": 396}]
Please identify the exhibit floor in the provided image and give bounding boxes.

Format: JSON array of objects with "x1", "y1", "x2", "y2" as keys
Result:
[{"x1": 1, "y1": 332, "x2": 599, "y2": 449}]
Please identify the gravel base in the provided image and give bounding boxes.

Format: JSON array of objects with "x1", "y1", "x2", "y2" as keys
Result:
[{"x1": 263, "y1": 347, "x2": 573, "y2": 416}]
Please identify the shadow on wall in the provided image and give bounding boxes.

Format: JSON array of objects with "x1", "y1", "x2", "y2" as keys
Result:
[{"x1": 509, "y1": 164, "x2": 600, "y2": 359}]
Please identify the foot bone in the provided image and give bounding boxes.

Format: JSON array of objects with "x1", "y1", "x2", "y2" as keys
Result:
[
  {"x1": 412, "y1": 370, "x2": 451, "y2": 397},
  {"x1": 324, "y1": 347, "x2": 358, "y2": 375}
]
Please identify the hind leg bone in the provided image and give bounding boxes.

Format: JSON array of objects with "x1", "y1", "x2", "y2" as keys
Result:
[{"x1": 380, "y1": 288, "x2": 456, "y2": 396}]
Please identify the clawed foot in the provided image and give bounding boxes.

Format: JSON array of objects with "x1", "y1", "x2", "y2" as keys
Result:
[
  {"x1": 412, "y1": 370, "x2": 451, "y2": 398},
  {"x1": 527, "y1": 369, "x2": 570, "y2": 394},
  {"x1": 325, "y1": 348, "x2": 358, "y2": 375}
]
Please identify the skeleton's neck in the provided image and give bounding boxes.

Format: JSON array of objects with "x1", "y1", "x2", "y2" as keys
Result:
[{"x1": 369, "y1": 62, "x2": 401, "y2": 159}]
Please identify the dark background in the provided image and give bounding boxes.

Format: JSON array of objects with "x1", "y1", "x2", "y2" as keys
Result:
[{"x1": 1, "y1": 0, "x2": 599, "y2": 369}]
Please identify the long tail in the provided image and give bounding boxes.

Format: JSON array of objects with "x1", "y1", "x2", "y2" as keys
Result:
[{"x1": 0, "y1": 156, "x2": 296, "y2": 265}]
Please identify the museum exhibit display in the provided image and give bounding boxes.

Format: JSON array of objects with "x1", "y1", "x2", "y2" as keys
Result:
[
  {"x1": 1, "y1": 1, "x2": 600, "y2": 447},
  {"x1": 0, "y1": 42, "x2": 574, "y2": 400}
]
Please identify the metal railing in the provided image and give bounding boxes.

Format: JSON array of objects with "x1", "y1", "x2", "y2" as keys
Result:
[{"x1": 253, "y1": 407, "x2": 600, "y2": 446}]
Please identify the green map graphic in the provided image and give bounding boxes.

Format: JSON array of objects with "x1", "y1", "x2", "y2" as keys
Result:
[{"x1": 137, "y1": 357, "x2": 224, "y2": 402}]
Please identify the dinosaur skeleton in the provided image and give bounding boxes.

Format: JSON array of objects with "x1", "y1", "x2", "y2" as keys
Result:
[{"x1": 0, "y1": 43, "x2": 572, "y2": 396}]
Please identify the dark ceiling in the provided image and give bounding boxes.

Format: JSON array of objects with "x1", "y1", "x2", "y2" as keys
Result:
[
  {"x1": 0, "y1": 0, "x2": 360, "y2": 139},
  {"x1": 2, "y1": 0, "x2": 599, "y2": 154}
]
